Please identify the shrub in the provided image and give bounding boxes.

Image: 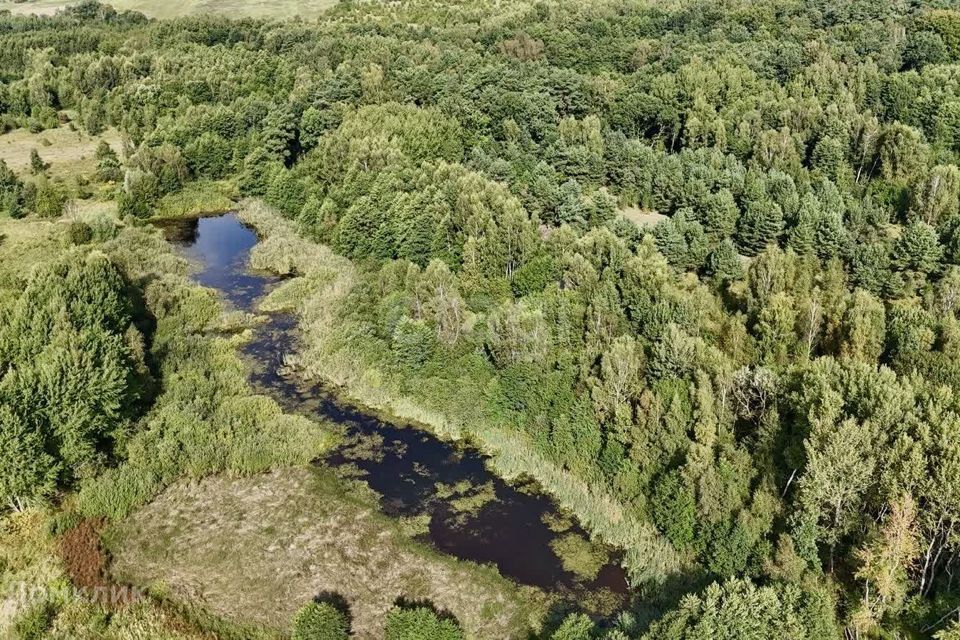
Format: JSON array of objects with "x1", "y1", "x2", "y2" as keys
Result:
[
  {"x1": 291, "y1": 602, "x2": 349, "y2": 640},
  {"x1": 384, "y1": 606, "x2": 464, "y2": 640}
]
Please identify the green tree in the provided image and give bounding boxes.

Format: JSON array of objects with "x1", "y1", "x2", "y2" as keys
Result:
[
  {"x1": 735, "y1": 199, "x2": 783, "y2": 257},
  {"x1": 117, "y1": 170, "x2": 158, "y2": 218},
  {"x1": 698, "y1": 189, "x2": 739, "y2": 239},
  {"x1": 903, "y1": 30, "x2": 948, "y2": 69},
  {"x1": 0, "y1": 404, "x2": 59, "y2": 509},
  {"x1": 384, "y1": 606, "x2": 463, "y2": 640},
  {"x1": 840, "y1": 290, "x2": 886, "y2": 363},
  {"x1": 652, "y1": 470, "x2": 697, "y2": 551},
  {"x1": 879, "y1": 124, "x2": 929, "y2": 184},
  {"x1": 642, "y1": 579, "x2": 838, "y2": 640},
  {"x1": 31, "y1": 177, "x2": 66, "y2": 218},
  {"x1": 892, "y1": 221, "x2": 943, "y2": 274},
  {"x1": 787, "y1": 195, "x2": 817, "y2": 256},
  {"x1": 392, "y1": 316, "x2": 436, "y2": 368},
  {"x1": 655, "y1": 209, "x2": 710, "y2": 271},
  {"x1": 705, "y1": 238, "x2": 744, "y2": 283},
  {"x1": 551, "y1": 613, "x2": 596, "y2": 640},
  {"x1": 30, "y1": 148, "x2": 48, "y2": 175},
  {"x1": 0, "y1": 159, "x2": 25, "y2": 218},
  {"x1": 291, "y1": 602, "x2": 349, "y2": 640},
  {"x1": 485, "y1": 301, "x2": 550, "y2": 368},
  {"x1": 94, "y1": 140, "x2": 122, "y2": 183}
]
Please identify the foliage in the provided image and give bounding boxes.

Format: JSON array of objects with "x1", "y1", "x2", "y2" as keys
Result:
[
  {"x1": 384, "y1": 605, "x2": 464, "y2": 640},
  {"x1": 641, "y1": 579, "x2": 838, "y2": 640},
  {"x1": 7, "y1": 0, "x2": 960, "y2": 635},
  {"x1": 291, "y1": 602, "x2": 349, "y2": 640}
]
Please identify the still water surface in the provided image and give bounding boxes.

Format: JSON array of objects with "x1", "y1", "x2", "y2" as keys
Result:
[{"x1": 160, "y1": 213, "x2": 629, "y2": 603}]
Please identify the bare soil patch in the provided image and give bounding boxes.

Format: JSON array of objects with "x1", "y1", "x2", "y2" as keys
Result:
[{"x1": 59, "y1": 519, "x2": 107, "y2": 590}]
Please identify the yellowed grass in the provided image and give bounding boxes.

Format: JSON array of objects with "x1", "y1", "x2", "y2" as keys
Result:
[
  {"x1": 0, "y1": 125, "x2": 122, "y2": 182},
  {"x1": 107, "y1": 467, "x2": 547, "y2": 640},
  {"x1": 0, "y1": 508, "x2": 224, "y2": 639},
  {"x1": 0, "y1": 0, "x2": 337, "y2": 19},
  {"x1": 619, "y1": 205, "x2": 667, "y2": 228}
]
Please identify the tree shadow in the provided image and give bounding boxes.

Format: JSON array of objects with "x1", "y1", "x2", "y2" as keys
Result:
[
  {"x1": 392, "y1": 596, "x2": 460, "y2": 626},
  {"x1": 534, "y1": 599, "x2": 584, "y2": 639},
  {"x1": 313, "y1": 590, "x2": 353, "y2": 631}
]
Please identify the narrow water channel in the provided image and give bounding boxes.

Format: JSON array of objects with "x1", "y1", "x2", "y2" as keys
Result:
[{"x1": 158, "y1": 213, "x2": 629, "y2": 606}]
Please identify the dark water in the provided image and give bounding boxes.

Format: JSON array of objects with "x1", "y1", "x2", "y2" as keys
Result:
[{"x1": 158, "y1": 213, "x2": 629, "y2": 604}]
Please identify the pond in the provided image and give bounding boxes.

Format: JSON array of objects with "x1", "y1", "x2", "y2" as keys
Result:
[{"x1": 158, "y1": 213, "x2": 629, "y2": 606}]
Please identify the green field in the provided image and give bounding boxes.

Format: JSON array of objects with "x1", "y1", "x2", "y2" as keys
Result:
[
  {"x1": 0, "y1": 0, "x2": 337, "y2": 19},
  {"x1": 0, "y1": 125, "x2": 122, "y2": 181}
]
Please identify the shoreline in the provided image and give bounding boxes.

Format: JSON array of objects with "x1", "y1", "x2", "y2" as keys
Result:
[{"x1": 235, "y1": 200, "x2": 683, "y2": 588}]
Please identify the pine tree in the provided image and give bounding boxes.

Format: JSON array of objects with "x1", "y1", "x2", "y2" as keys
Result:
[
  {"x1": 0, "y1": 159, "x2": 25, "y2": 218},
  {"x1": 815, "y1": 207, "x2": 848, "y2": 260},
  {"x1": 0, "y1": 404, "x2": 59, "y2": 508},
  {"x1": 705, "y1": 238, "x2": 744, "y2": 282},
  {"x1": 30, "y1": 148, "x2": 48, "y2": 175},
  {"x1": 94, "y1": 140, "x2": 122, "y2": 182},
  {"x1": 787, "y1": 195, "x2": 817, "y2": 256},
  {"x1": 384, "y1": 607, "x2": 463, "y2": 640},
  {"x1": 893, "y1": 221, "x2": 943, "y2": 274},
  {"x1": 736, "y1": 198, "x2": 783, "y2": 256},
  {"x1": 698, "y1": 188, "x2": 739, "y2": 239},
  {"x1": 291, "y1": 602, "x2": 349, "y2": 640}
]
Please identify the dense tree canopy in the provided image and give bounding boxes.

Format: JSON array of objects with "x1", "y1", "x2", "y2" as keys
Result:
[{"x1": 7, "y1": 0, "x2": 960, "y2": 635}]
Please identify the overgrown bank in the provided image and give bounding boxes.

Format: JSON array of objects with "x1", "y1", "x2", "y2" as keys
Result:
[
  {"x1": 238, "y1": 200, "x2": 681, "y2": 586},
  {"x1": 0, "y1": 208, "x2": 334, "y2": 636}
]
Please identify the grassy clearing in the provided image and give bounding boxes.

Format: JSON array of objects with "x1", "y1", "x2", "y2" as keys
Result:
[
  {"x1": 0, "y1": 125, "x2": 122, "y2": 182},
  {"x1": 106, "y1": 467, "x2": 549, "y2": 640},
  {"x1": 0, "y1": 0, "x2": 337, "y2": 19},
  {"x1": 0, "y1": 216, "x2": 62, "y2": 285},
  {"x1": 618, "y1": 206, "x2": 667, "y2": 228}
]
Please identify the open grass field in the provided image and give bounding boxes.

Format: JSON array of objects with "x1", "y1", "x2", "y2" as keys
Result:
[
  {"x1": 106, "y1": 467, "x2": 549, "y2": 640},
  {"x1": 0, "y1": 0, "x2": 338, "y2": 19},
  {"x1": 0, "y1": 125, "x2": 122, "y2": 182},
  {"x1": 0, "y1": 216, "x2": 60, "y2": 277}
]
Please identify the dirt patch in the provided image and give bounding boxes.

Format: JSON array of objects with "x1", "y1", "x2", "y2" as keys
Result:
[
  {"x1": 58, "y1": 519, "x2": 107, "y2": 590},
  {"x1": 107, "y1": 467, "x2": 547, "y2": 639}
]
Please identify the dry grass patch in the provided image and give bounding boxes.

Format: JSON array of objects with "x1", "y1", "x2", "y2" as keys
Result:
[
  {"x1": 106, "y1": 467, "x2": 548, "y2": 640},
  {"x1": 0, "y1": 125, "x2": 122, "y2": 181},
  {"x1": 619, "y1": 206, "x2": 667, "y2": 228}
]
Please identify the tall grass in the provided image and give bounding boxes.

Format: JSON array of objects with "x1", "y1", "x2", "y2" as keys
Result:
[{"x1": 75, "y1": 222, "x2": 335, "y2": 520}]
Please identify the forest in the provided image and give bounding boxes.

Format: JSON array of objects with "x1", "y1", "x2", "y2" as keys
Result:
[{"x1": 4, "y1": 0, "x2": 960, "y2": 637}]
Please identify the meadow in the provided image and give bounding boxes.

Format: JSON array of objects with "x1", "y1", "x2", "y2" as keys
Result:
[{"x1": 107, "y1": 467, "x2": 547, "y2": 639}]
